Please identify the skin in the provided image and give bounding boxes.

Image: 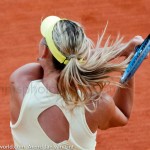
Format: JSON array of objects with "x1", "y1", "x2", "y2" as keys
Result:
[{"x1": 9, "y1": 36, "x2": 148, "y2": 143}]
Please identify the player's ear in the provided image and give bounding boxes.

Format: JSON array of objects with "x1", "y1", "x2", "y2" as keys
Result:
[{"x1": 41, "y1": 46, "x2": 50, "y2": 58}]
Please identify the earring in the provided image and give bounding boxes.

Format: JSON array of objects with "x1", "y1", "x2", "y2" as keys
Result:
[{"x1": 37, "y1": 57, "x2": 42, "y2": 61}]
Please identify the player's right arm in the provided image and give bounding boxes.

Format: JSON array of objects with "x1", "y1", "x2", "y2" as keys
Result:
[
  {"x1": 95, "y1": 92, "x2": 129, "y2": 130},
  {"x1": 94, "y1": 76, "x2": 134, "y2": 130}
]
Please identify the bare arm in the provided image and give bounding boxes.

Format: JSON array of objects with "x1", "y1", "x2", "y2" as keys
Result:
[
  {"x1": 112, "y1": 36, "x2": 144, "y2": 118},
  {"x1": 113, "y1": 78, "x2": 134, "y2": 119},
  {"x1": 96, "y1": 93, "x2": 129, "y2": 130},
  {"x1": 96, "y1": 36, "x2": 145, "y2": 129}
]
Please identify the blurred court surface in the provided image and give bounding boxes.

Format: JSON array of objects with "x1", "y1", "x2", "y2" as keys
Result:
[{"x1": 0, "y1": 0, "x2": 150, "y2": 149}]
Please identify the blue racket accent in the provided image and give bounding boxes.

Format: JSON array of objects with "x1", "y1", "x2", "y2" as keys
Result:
[{"x1": 121, "y1": 34, "x2": 150, "y2": 83}]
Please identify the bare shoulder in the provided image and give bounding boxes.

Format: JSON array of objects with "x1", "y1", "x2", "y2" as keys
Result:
[
  {"x1": 93, "y1": 92, "x2": 128, "y2": 130},
  {"x1": 10, "y1": 62, "x2": 43, "y2": 99},
  {"x1": 10, "y1": 63, "x2": 43, "y2": 83},
  {"x1": 92, "y1": 92, "x2": 116, "y2": 130},
  {"x1": 85, "y1": 92, "x2": 115, "y2": 132}
]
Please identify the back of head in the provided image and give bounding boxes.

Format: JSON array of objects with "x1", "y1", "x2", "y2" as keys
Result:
[{"x1": 53, "y1": 20, "x2": 90, "y2": 60}]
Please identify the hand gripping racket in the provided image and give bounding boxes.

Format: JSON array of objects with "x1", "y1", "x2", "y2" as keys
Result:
[{"x1": 121, "y1": 34, "x2": 150, "y2": 83}]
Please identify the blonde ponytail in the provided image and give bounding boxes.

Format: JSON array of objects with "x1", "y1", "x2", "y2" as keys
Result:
[{"x1": 52, "y1": 20, "x2": 132, "y2": 110}]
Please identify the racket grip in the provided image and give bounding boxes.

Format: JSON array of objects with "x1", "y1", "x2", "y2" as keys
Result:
[
  {"x1": 121, "y1": 48, "x2": 143, "y2": 83},
  {"x1": 126, "y1": 42, "x2": 150, "y2": 80}
]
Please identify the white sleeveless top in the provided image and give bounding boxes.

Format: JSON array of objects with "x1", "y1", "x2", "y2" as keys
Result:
[{"x1": 10, "y1": 79, "x2": 97, "y2": 150}]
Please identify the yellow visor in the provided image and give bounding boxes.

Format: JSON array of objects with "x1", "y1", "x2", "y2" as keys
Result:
[{"x1": 40, "y1": 16, "x2": 68, "y2": 64}]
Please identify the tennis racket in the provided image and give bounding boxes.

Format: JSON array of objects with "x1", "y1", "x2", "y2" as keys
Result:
[{"x1": 121, "y1": 34, "x2": 150, "y2": 83}]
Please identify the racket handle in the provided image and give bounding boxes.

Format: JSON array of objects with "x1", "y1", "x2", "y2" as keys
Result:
[
  {"x1": 126, "y1": 41, "x2": 150, "y2": 80},
  {"x1": 121, "y1": 47, "x2": 143, "y2": 83}
]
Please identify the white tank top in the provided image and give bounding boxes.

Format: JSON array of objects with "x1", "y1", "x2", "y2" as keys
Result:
[{"x1": 10, "y1": 79, "x2": 97, "y2": 150}]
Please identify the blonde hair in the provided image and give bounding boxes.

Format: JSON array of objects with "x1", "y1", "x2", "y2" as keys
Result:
[{"x1": 52, "y1": 20, "x2": 133, "y2": 110}]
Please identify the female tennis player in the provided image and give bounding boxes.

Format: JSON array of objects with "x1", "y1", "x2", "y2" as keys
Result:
[{"x1": 9, "y1": 16, "x2": 147, "y2": 150}]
